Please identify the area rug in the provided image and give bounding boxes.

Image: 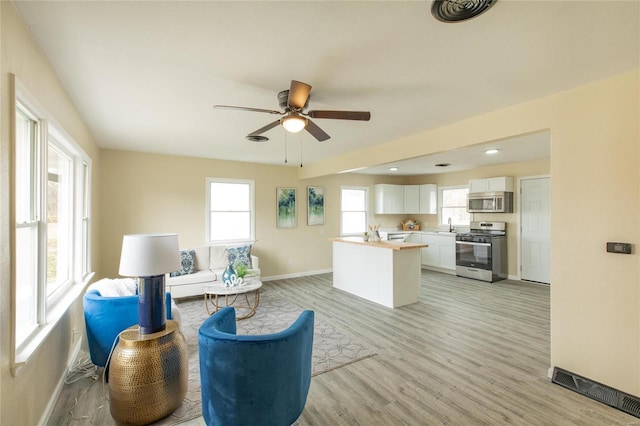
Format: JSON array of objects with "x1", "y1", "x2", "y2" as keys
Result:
[{"x1": 155, "y1": 284, "x2": 376, "y2": 425}]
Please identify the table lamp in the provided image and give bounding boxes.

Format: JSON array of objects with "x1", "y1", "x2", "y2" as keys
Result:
[
  {"x1": 119, "y1": 233, "x2": 179, "y2": 334},
  {"x1": 111, "y1": 233, "x2": 187, "y2": 425}
]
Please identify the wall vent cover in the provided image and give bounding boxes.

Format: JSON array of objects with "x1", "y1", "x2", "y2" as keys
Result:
[
  {"x1": 552, "y1": 367, "x2": 640, "y2": 419},
  {"x1": 431, "y1": 0, "x2": 497, "y2": 23}
]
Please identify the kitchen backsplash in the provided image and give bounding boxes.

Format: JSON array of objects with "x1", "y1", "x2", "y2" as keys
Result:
[{"x1": 371, "y1": 214, "x2": 438, "y2": 230}]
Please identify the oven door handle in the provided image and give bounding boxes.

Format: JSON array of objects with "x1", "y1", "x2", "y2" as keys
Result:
[{"x1": 456, "y1": 241, "x2": 491, "y2": 247}]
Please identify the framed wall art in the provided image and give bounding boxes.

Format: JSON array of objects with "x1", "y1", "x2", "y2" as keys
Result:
[
  {"x1": 307, "y1": 186, "x2": 325, "y2": 226},
  {"x1": 277, "y1": 187, "x2": 297, "y2": 228}
]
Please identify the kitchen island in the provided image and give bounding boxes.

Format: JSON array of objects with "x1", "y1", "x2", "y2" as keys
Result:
[{"x1": 330, "y1": 237, "x2": 428, "y2": 308}]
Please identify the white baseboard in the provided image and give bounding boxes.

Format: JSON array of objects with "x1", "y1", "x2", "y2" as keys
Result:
[
  {"x1": 262, "y1": 268, "x2": 332, "y2": 282},
  {"x1": 38, "y1": 339, "x2": 83, "y2": 426}
]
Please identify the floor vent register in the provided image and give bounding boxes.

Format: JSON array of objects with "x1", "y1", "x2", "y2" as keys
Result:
[{"x1": 552, "y1": 367, "x2": 640, "y2": 419}]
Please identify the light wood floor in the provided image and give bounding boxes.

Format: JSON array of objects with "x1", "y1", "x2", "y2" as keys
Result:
[
  {"x1": 52, "y1": 270, "x2": 638, "y2": 425},
  {"x1": 275, "y1": 270, "x2": 637, "y2": 425}
]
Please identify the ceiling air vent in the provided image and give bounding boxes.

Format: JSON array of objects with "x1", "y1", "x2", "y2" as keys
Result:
[{"x1": 431, "y1": 0, "x2": 497, "y2": 23}]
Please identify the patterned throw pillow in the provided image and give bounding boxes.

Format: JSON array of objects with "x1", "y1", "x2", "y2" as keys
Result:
[
  {"x1": 227, "y1": 245, "x2": 252, "y2": 269},
  {"x1": 170, "y1": 250, "x2": 196, "y2": 277}
]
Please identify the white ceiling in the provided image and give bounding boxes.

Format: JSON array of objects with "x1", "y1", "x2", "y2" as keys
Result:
[
  {"x1": 12, "y1": 1, "x2": 639, "y2": 174},
  {"x1": 356, "y1": 130, "x2": 550, "y2": 175}
]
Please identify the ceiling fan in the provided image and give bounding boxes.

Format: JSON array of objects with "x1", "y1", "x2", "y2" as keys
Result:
[{"x1": 214, "y1": 80, "x2": 371, "y2": 142}]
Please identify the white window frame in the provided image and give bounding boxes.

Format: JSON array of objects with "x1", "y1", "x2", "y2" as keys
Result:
[
  {"x1": 12, "y1": 75, "x2": 93, "y2": 374},
  {"x1": 438, "y1": 185, "x2": 470, "y2": 227},
  {"x1": 205, "y1": 177, "x2": 255, "y2": 245},
  {"x1": 340, "y1": 186, "x2": 369, "y2": 236}
]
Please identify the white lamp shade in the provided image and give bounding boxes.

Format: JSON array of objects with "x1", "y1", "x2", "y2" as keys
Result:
[{"x1": 119, "y1": 233, "x2": 180, "y2": 277}]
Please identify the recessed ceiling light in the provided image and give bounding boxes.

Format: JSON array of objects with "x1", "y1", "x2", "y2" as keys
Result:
[
  {"x1": 435, "y1": 163, "x2": 451, "y2": 167},
  {"x1": 485, "y1": 149, "x2": 500, "y2": 155},
  {"x1": 389, "y1": 167, "x2": 399, "y2": 171}
]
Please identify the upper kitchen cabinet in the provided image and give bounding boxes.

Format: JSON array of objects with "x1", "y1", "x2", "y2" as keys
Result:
[
  {"x1": 374, "y1": 184, "x2": 404, "y2": 214},
  {"x1": 468, "y1": 176, "x2": 514, "y2": 193},
  {"x1": 419, "y1": 184, "x2": 437, "y2": 214},
  {"x1": 404, "y1": 185, "x2": 420, "y2": 214},
  {"x1": 375, "y1": 184, "x2": 438, "y2": 214}
]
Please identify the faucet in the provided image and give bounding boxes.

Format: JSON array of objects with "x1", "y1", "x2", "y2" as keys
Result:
[{"x1": 448, "y1": 217, "x2": 454, "y2": 232}]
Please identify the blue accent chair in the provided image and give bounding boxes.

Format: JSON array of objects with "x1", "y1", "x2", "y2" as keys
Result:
[
  {"x1": 198, "y1": 306, "x2": 314, "y2": 426},
  {"x1": 83, "y1": 289, "x2": 174, "y2": 367}
]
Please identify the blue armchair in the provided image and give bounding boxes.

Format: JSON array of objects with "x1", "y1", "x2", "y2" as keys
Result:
[
  {"x1": 198, "y1": 306, "x2": 314, "y2": 426},
  {"x1": 83, "y1": 289, "x2": 174, "y2": 367}
]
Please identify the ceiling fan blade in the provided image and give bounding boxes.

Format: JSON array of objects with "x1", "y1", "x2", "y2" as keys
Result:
[
  {"x1": 288, "y1": 80, "x2": 311, "y2": 110},
  {"x1": 214, "y1": 105, "x2": 282, "y2": 115},
  {"x1": 307, "y1": 110, "x2": 371, "y2": 121},
  {"x1": 305, "y1": 119, "x2": 330, "y2": 142},
  {"x1": 248, "y1": 119, "x2": 281, "y2": 136}
]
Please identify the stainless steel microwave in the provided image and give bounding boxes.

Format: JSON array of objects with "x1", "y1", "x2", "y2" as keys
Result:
[{"x1": 467, "y1": 191, "x2": 513, "y2": 213}]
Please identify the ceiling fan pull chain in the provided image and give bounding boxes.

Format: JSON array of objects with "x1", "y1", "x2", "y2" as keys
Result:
[
  {"x1": 300, "y1": 138, "x2": 303, "y2": 168},
  {"x1": 284, "y1": 131, "x2": 288, "y2": 164}
]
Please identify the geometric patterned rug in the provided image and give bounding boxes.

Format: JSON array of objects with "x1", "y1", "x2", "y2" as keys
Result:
[{"x1": 155, "y1": 284, "x2": 376, "y2": 425}]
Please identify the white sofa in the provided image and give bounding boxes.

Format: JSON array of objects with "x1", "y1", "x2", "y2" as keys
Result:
[{"x1": 166, "y1": 245, "x2": 260, "y2": 298}]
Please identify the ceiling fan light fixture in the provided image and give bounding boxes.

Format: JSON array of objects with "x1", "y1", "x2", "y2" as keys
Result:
[{"x1": 281, "y1": 114, "x2": 307, "y2": 133}]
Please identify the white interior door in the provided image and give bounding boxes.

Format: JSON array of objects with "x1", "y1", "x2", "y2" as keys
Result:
[{"x1": 520, "y1": 177, "x2": 551, "y2": 284}]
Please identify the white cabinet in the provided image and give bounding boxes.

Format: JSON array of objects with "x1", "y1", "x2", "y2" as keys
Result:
[
  {"x1": 404, "y1": 185, "x2": 420, "y2": 214},
  {"x1": 375, "y1": 184, "x2": 437, "y2": 215},
  {"x1": 406, "y1": 233, "x2": 421, "y2": 244},
  {"x1": 421, "y1": 235, "x2": 438, "y2": 267},
  {"x1": 419, "y1": 184, "x2": 437, "y2": 214},
  {"x1": 438, "y1": 237, "x2": 457, "y2": 270},
  {"x1": 420, "y1": 233, "x2": 456, "y2": 271},
  {"x1": 469, "y1": 176, "x2": 514, "y2": 193},
  {"x1": 374, "y1": 184, "x2": 404, "y2": 214}
]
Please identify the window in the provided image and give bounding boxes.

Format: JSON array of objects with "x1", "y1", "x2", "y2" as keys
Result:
[
  {"x1": 15, "y1": 105, "x2": 39, "y2": 348},
  {"x1": 340, "y1": 186, "x2": 369, "y2": 235},
  {"x1": 47, "y1": 141, "x2": 72, "y2": 296},
  {"x1": 206, "y1": 178, "x2": 255, "y2": 244},
  {"x1": 13, "y1": 79, "x2": 92, "y2": 368},
  {"x1": 439, "y1": 186, "x2": 470, "y2": 226}
]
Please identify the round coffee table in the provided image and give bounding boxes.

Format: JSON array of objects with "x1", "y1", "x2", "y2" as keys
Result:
[{"x1": 203, "y1": 280, "x2": 262, "y2": 320}]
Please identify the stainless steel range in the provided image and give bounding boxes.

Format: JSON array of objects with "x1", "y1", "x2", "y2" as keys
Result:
[{"x1": 455, "y1": 221, "x2": 507, "y2": 282}]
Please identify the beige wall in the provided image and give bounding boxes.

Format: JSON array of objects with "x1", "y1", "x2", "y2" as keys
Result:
[
  {"x1": 300, "y1": 71, "x2": 640, "y2": 395},
  {"x1": 100, "y1": 152, "x2": 548, "y2": 280},
  {"x1": 0, "y1": 3, "x2": 102, "y2": 425},
  {"x1": 100, "y1": 150, "x2": 411, "y2": 279}
]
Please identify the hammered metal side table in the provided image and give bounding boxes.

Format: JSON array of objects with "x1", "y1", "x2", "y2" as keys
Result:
[{"x1": 109, "y1": 320, "x2": 188, "y2": 425}]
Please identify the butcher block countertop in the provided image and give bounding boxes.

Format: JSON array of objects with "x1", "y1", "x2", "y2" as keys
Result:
[{"x1": 330, "y1": 237, "x2": 428, "y2": 250}]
